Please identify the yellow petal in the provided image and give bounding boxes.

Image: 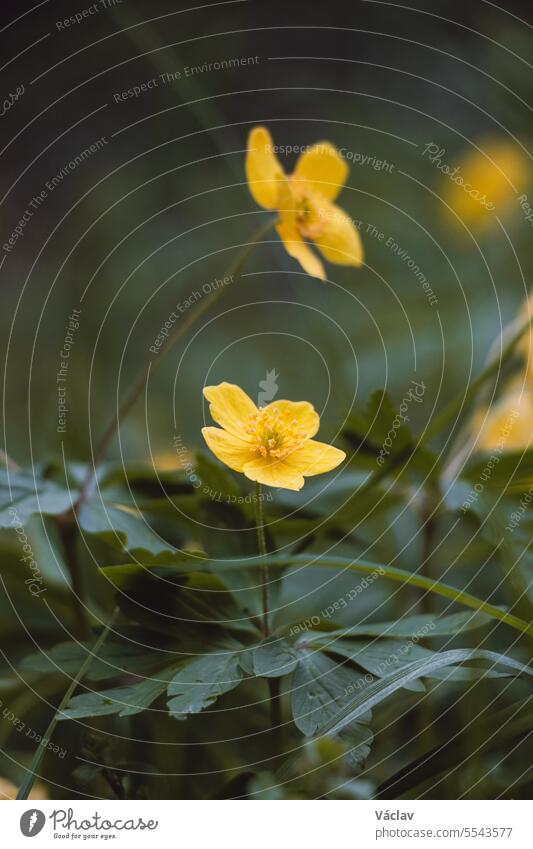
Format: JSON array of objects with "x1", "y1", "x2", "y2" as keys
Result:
[
  {"x1": 314, "y1": 201, "x2": 364, "y2": 267},
  {"x1": 245, "y1": 126, "x2": 285, "y2": 209},
  {"x1": 261, "y1": 399, "x2": 320, "y2": 438},
  {"x1": 276, "y1": 217, "x2": 326, "y2": 280},
  {"x1": 243, "y1": 456, "x2": 305, "y2": 491},
  {"x1": 293, "y1": 142, "x2": 348, "y2": 200},
  {"x1": 203, "y1": 382, "x2": 257, "y2": 439},
  {"x1": 286, "y1": 439, "x2": 346, "y2": 476},
  {"x1": 201, "y1": 427, "x2": 254, "y2": 472}
]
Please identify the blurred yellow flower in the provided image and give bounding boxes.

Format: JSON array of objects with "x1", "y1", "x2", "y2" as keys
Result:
[
  {"x1": 0, "y1": 776, "x2": 47, "y2": 800},
  {"x1": 470, "y1": 294, "x2": 533, "y2": 454},
  {"x1": 440, "y1": 138, "x2": 529, "y2": 226},
  {"x1": 245, "y1": 126, "x2": 364, "y2": 280},
  {"x1": 201, "y1": 382, "x2": 345, "y2": 491},
  {"x1": 152, "y1": 449, "x2": 195, "y2": 472},
  {"x1": 472, "y1": 383, "x2": 533, "y2": 453}
]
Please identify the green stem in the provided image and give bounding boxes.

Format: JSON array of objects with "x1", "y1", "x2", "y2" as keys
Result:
[
  {"x1": 254, "y1": 482, "x2": 283, "y2": 745},
  {"x1": 16, "y1": 607, "x2": 120, "y2": 800},
  {"x1": 58, "y1": 518, "x2": 90, "y2": 640},
  {"x1": 254, "y1": 481, "x2": 269, "y2": 637},
  {"x1": 219, "y1": 554, "x2": 533, "y2": 637},
  {"x1": 75, "y1": 218, "x2": 274, "y2": 510}
]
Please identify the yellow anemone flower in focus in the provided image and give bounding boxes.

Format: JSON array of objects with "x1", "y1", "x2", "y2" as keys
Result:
[
  {"x1": 245, "y1": 126, "x2": 364, "y2": 280},
  {"x1": 201, "y1": 382, "x2": 346, "y2": 491}
]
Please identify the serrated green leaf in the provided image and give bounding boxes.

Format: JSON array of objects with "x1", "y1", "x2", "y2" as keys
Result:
[
  {"x1": 21, "y1": 636, "x2": 166, "y2": 681},
  {"x1": 249, "y1": 637, "x2": 299, "y2": 678},
  {"x1": 291, "y1": 651, "x2": 371, "y2": 737},
  {"x1": 59, "y1": 669, "x2": 178, "y2": 720},
  {"x1": 167, "y1": 651, "x2": 243, "y2": 717}
]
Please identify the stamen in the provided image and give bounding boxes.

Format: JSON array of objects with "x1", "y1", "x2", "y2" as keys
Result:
[
  {"x1": 246, "y1": 407, "x2": 307, "y2": 460},
  {"x1": 289, "y1": 179, "x2": 326, "y2": 240}
]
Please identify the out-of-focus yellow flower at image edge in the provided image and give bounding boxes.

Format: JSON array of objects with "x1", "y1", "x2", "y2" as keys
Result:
[
  {"x1": 246, "y1": 126, "x2": 364, "y2": 280},
  {"x1": 472, "y1": 382, "x2": 533, "y2": 453},
  {"x1": 0, "y1": 776, "x2": 47, "y2": 800},
  {"x1": 443, "y1": 138, "x2": 529, "y2": 227},
  {"x1": 471, "y1": 292, "x2": 533, "y2": 453},
  {"x1": 201, "y1": 382, "x2": 345, "y2": 491}
]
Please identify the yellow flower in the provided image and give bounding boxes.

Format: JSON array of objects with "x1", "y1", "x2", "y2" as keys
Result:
[
  {"x1": 443, "y1": 138, "x2": 529, "y2": 227},
  {"x1": 245, "y1": 126, "x2": 364, "y2": 280},
  {"x1": 472, "y1": 382, "x2": 533, "y2": 453},
  {"x1": 201, "y1": 382, "x2": 346, "y2": 491}
]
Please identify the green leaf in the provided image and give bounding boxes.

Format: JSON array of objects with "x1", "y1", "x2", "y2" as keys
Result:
[
  {"x1": 247, "y1": 637, "x2": 299, "y2": 678},
  {"x1": 217, "y1": 555, "x2": 533, "y2": 637},
  {"x1": 59, "y1": 669, "x2": 179, "y2": 719},
  {"x1": 337, "y1": 722, "x2": 375, "y2": 772},
  {"x1": 275, "y1": 473, "x2": 405, "y2": 539},
  {"x1": 318, "y1": 649, "x2": 532, "y2": 738},
  {"x1": 291, "y1": 651, "x2": 371, "y2": 737},
  {"x1": 194, "y1": 453, "x2": 242, "y2": 499},
  {"x1": 0, "y1": 469, "x2": 72, "y2": 527},
  {"x1": 21, "y1": 635, "x2": 168, "y2": 681},
  {"x1": 321, "y1": 610, "x2": 493, "y2": 639},
  {"x1": 313, "y1": 636, "x2": 433, "y2": 692},
  {"x1": 99, "y1": 551, "x2": 206, "y2": 588},
  {"x1": 79, "y1": 500, "x2": 176, "y2": 556},
  {"x1": 101, "y1": 561, "x2": 257, "y2": 637},
  {"x1": 167, "y1": 651, "x2": 243, "y2": 718},
  {"x1": 312, "y1": 635, "x2": 510, "y2": 688},
  {"x1": 344, "y1": 389, "x2": 412, "y2": 457}
]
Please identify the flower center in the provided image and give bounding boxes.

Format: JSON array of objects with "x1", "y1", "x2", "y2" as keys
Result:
[
  {"x1": 289, "y1": 180, "x2": 325, "y2": 240},
  {"x1": 245, "y1": 407, "x2": 307, "y2": 460}
]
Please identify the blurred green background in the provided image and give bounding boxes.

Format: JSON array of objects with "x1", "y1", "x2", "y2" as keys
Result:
[{"x1": 2, "y1": 0, "x2": 533, "y2": 468}]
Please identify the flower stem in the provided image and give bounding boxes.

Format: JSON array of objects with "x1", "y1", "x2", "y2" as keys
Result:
[
  {"x1": 16, "y1": 607, "x2": 120, "y2": 800},
  {"x1": 254, "y1": 482, "x2": 283, "y2": 746},
  {"x1": 75, "y1": 218, "x2": 275, "y2": 512},
  {"x1": 58, "y1": 517, "x2": 91, "y2": 640},
  {"x1": 254, "y1": 481, "x2": 269, "y2": 637}
]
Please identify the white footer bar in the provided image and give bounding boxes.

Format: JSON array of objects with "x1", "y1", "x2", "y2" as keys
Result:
[{"x1": 3, "y1": 799, "x2": 528, "y2": 847}]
